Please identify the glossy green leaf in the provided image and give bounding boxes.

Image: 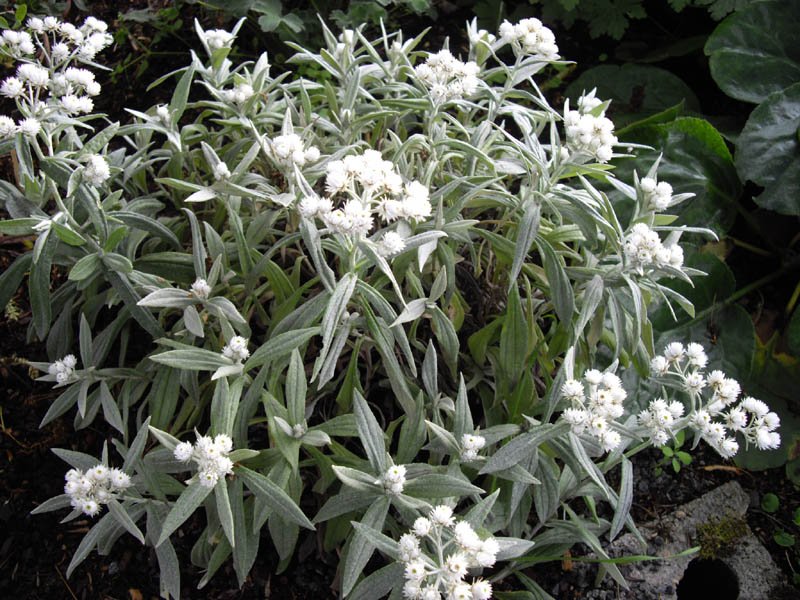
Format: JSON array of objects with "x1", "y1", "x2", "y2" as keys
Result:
[
  {"x1": 735, "y1": 82, "x2": 800, "y2": 215},
  {"x1": 705, "y1": 1, "x2": 800, "y2": 104}
]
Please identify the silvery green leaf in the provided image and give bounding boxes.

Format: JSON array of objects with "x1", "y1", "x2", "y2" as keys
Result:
[
  {"x1": 353, "y1": 390, "x2": 387, "y2": 473},
  {"x1": 575, "y1": 275, "x2": 604, "y2": 339},
  {"x1": 185, "y1": 187, "x2": 217, "y2": 203},
  {"x1": 137, "y1": 287, "x2": 194, "y2": 308},
  {"x1": 332, "y1": 465, "x2": 381, "y2": 493},
  {"x1": 425, "y1": 420, "x2": 460, "y2": 455},
  {"x1": 228, "y1": 449, "x2": 260, "y2": 463},
  {"x1": 99, "y1": 381, "x2": 124, "y2": 434},
  {"x1": 421, "y1": 341, "x2": 438, "y2": 400},
  {"x1": 495, "y1": 537, "x2": 535, "y2": 561},
  {"x1": 301, "y1": 430, "x2": 331, "y2": 447},
  {"x1": 609, "y1": 457, "x2": 633, "y2": 541},
  {"x1": 536, "y1": 237, "x2": 575, "y2": 325},
  {"x1": 156, "y1": 481, "x2": 212, "y2": 546},
  {"x1": 211, "y1": 363, "x2": 243, "y2": 381},
  {"x1": 245, "y1": 327, "x2": 320, "y2": 371},
  {"x1": 148, "y1": 425, "x2": 181, "y2": 452},
  {"x1": 30, "y1": 494, "x2": 72, "y2": 514},
  {"x1": 66, "y1": 512, "x2": 116, "y2": 577},
  {"x1": 237, "y1": 466, "x2": 314, "y2": 530},
  {"x1": 321, "y1": 275, "x2": 358, "y2": 353},
  {"x1": 342, "y1": 496, "x2": 390, "y2": 597},
  {"x1": 215, "y1": 480, "x2": 236, "y2": 547},
  {"x1": 313, "y1": 490, "x2": 377, "y2": 523},
  {"x1": 390, "y1": 298, "x2": 427, "y2": 327},
  {"x1": 52, "y1": 447, "x2": 98, "y2": 471},
  {"x1": 429, "y1": 266, "x2": 447, "y2": 303},
  {"x1": 313, "y1": 414, "x2": 358, "y2": 437},
  {"x1": 348, "y1": 563, "x2": 404, "y2": 600},
  {"x1": 464, "y1": 489, "x2": 500, "y2": 530},
  {"x1": 417, "y1": 239, "x2": 438, "y2": 270},
  {"x1": 453, "y1": 375, "x2": 473, "y2": 439},
  {"x1": 206, "y1": 296, "x2": 248, "y2": 326},
  {"x1": 107, "y1": 498, "x2": 145, "y2": 544},
  {"x1": 509, "y1": 199, "x2": 541, "y2": 288},
  {"x1": 150, "y1": 343, "x2": 229, "y2": 370},
  {"x1": 404, "y1": 473, "x2": 484, "y2": 499},
  {"x1": 350, "y1": 521, "x2": 400, "y2": 558},
  {"x1": 481, "y1": 422, "x2": 571, "y2": 474},
  {"x1": 183, "y1": 304, "x2": 205, "y2": 338},
  {"x1": 273, "y1": 416, "x2": 295, "y2": 438},
  {"x1": 154, "y1": 534, "x2": 181, "y2": 600},
  {"x1": 313, "y1": 319, "x2": 351, "y2": 387},
  {"x1": 567, "y1": 432, "x2": 611, "y2": 501},
  {"x1": 495, "y1": 463, "x2": 541, "y2": 485}
]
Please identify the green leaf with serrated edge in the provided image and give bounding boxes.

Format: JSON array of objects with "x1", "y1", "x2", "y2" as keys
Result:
[
  {"x1": 609, "y1": 457, "x2": 633, "y2": 540},
  {"x1": 342, "y1": 496, "x2": 390, "y2": 597},
  {"x1": 705, "y1": 1, "x2": 800, "y2": 104},
  {"x1": 157, "y1": 481, "x2": 212, "y2": 546},
  {"x1": 236, "y1": 466, "x2": 314, "y2": 530},
  {"x1": 481, "y1": 422, "x2": 571, "y2": 474},
  {"x1": 107, "y1": 498, "x2": 145, "y2": 544},
  {"x1": 353, "y1": 389, "x2": 387, "y2": 474}
]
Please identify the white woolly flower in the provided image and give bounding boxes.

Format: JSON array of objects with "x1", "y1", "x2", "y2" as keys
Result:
[
  {"x1": 378, "y1": 231, "x2": 406, "y2": 257},
  {"x1": 173, "y1": 441, "x2": 194, "y2": 462},
  {"x1": 48, "y1": 354, "x2": 78, "y2": 385},
  {"x1": 413, "y1": 517, "x2": 432, "y2": 537},
  {"x1": 1, "y1": 76, "x2": 24, "y2": 98},
  {"x1": 381, "y1": 464, "x2": 407, "y2": 495},
  {"x1": 414, "y1": 49, "x2": 480, "y2": 104},
  {"x1": 60, "y1": 94, "x2": 94, "y2": 115},
  {"x1": 221, "y1": 82, "x2": 254, "y2": 104},
  {"x1": 63, "y1": 463, "x2": 132, "y2": 517},
  {"x1": 191, "y1": 278, "x2": 212, "y2": 299},
  {"x1": 222, "y1": 336, "x2": 250, "y2": 362},
  {"x1": 563, "y1": 92, "x2": 617, "y2": 163},
  {"x1": 18, "y1": 117, "x2": 41, "y2": 136},
  {"x1": 204, "y1": 29, "x2": 235, "y2": 50},
  {"x1": 0, "y1": 115, "x2": 16, "y2": 137},
  {"x1": 498, "y1": 18, "x2": 559, "y2": 60},
  {"x1": 83, "y1": 155, "x2": 110, "y2": 186},
  {"x1": 174, "y1": 433, "x2": 235, "y2": 487},
  {"x1": 430, "y1": 505, "x2": 455, "y2": 527},
  {"x1": 213, "y1": 161, "x2": 231, "y2": 180}
]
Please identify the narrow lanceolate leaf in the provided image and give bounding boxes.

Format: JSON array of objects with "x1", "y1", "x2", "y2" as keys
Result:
[
  {"x1": 403, "y1": 474, "x2": 484, "y2": 499},
  {"x1": 107, "y1": 498, "x2": 145, "y2": 544},
  {"x1": 481, "y1": 422, "x2": 571, "y2": 474},
  {"x1": 609, "y1": 457, "x2": 633, "y2": 541},
  {"x1": 348, "y1": 563, "x2": 404, "y2": 600},
  {"x1": 157, "y1": 482, "x2": 212, "y2": 546},
  {"x1": 350, "y1": 522, "x2": 400, "y2": 558},
  {"x1": 342, "y1": 496, "x2": 390, "y2": 597},
  {"x1": 245, "y1": 327, "x2": 320, "y2": 371},
  {"x1": 215, "y1": 480, "x2": 236, "y2": 548},
  {"x1": 150, "y1": 347, "x2": 230, "y2": 370},
  {"x1": 509, "y1": 199, "x2": 541, "y2": 287},
  {"x1": 321, "y1": 272, "x2": 357, "y2": 351},
  {"x1": 236, "y1": 466, "x2": 314, "y2": 530},
  {"x1": 353, "y1": 390, "x2": 387, "y2": 474},
  {"x1": 499, "y1": 284, "x2": 529, "y2": 387}
]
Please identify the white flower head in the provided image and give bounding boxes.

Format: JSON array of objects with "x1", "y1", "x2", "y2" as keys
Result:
[
  {"x1": 83, "y1": 155, "x2": 110, "y2": 187},
  {"x1": 191, "y1": 278, "x2": 212, "y2": 299},
  {"x1": 222, "y1": 336, "x2": 250, "y2": 362}
]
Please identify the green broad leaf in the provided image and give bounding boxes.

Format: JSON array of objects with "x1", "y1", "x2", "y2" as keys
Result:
[
  {"x1": 735, "y1": 82, "x2": 800, "y2": 215},
  {"x1": 236, "y1": 466, "x2": 314, "y2": 530},
  {"x1": 760, "y1": 492, "x2": 779, "y2": 513},
  {"x1": 102, "y1": 252, "x2": 134, "y2": 273},
  {"x1": 50, "y1": 222, "x2": 86, "y2": 246},
  {"x1": 774, "y1": 530, "x2": 795, "y2": 547},
  {"x1": 481, "y1": 422, "x2": 571, "y2": 474},
  {"x1": 107, "y1": 498, "x2": 145, "y2": 544},
  {"x1": 215, "y1": 480, "x2": 236, "y2": 547},
  {"x1": 150, "y1": 347, "x2": 230, "y2": 370},
  {"x1": 353, "y1": 390, "x2": 387, "y2": 474},
  {"x1": 566, "y1": 64, "x2": 700, "y2": 127},
  {"x1": 403, "y1": 474, "x2": 484, "y2": 499},
  {"x1": 615, "y1": 117, "x2": 741, "y2": 235},
  {"x1": 705, "y1": 1, "x2": 800, "y2": 104},
  {"x1": 342, "y1": 496, "x2": 390, "y2": 597},
  {"x1": 157, "y1": 481, "x2": 212, "y2": 546}
]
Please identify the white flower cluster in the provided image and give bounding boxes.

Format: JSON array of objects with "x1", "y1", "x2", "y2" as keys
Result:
[
  {"x1": 460, "y1": 433, "x2": 486, "y2": 462},
  {"x1": 563, "y1": 91, "x2": 617, "y2": 163},
  {"x1": 498, "y1": 18, "x2": 559, "y2": 61},
  {"x1": 0, "y1": 17, "x2": 109, "y2": 137},
  {"x1": 63, "y1": 464, "x2": 132, "y2": 517},
  {"x1": 560, "y1": 369, "x2": 627, "y2": 452},
  {"x1": 203, "y1": 29, "x2": 234, "y2": 51},
  {"x1": 380, "y1": 464, "x2": 407, "y2": 495},
  {"x1": 299, "y1": 149, "x2": 431, "y2": 243},
  {"x1": 173, "y1": 433, "x2": 235, "y2": 488},
  {"x1": 639, "y1": 177, "x2": 674, "y2": 212},
  {"x1": 398, "y1": 505, "x2": 498, "y2": 600},
  {"x1": 221, "y1": 336, "x2": 250, "y2": 362},
  {"x1": 219, "y1": 81, "x2": 254, "y2": 105},
  {"x1": 191, "y1": 277, "x2": 212, "y2": 299},
  {"x1": 48, "y1": 353, "x2": 78, "y2": 385},
  {"x1": 623, "y1": 223, "x2": 684, "y2": 275},
  {"x1": 267, "y1": 133, "x2": 320, "y2": 168},
  {"x1": 642, "y1": 342, "x2": 781, "y2": 458},
  {"x1": 83, "y1": 154, "x2": 110, "y2": 186},
  {"x1": 414, "y1": 49, "x2": 480, "y2": 104}
]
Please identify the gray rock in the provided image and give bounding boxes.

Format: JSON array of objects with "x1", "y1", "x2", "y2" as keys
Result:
[{"x1": 569, "y1": 481, "x2": 787, "y2": 599}]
